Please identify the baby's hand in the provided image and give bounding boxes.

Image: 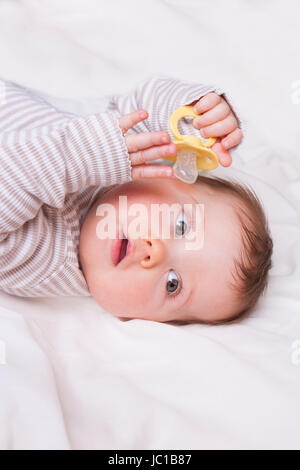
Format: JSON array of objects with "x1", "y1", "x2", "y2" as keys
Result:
[
  {"x1": 119, "y1": 110, "x2": 176, "y2": 180},
  {"x1": 192, "y1": 93, "x2": 243, "y2": 167}
]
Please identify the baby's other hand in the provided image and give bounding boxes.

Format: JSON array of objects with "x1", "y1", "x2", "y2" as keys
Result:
[
  {"x1": 192, "y1": 93, "x2": 243, "y2": 167},
  {"x1": 119, "y1": 110, "x2": 176, "y2": 180}
]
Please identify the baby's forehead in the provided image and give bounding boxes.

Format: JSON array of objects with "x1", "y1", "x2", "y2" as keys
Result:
[
  {"x1": 189, "y1": 182, "x2": 241, "y2": 220},
  {"x1": 189, "y1": 179, "x2": 235, "y2": 201},
  {"x1": 188, "y1": 185, "x2": 243, "y2": 260}
]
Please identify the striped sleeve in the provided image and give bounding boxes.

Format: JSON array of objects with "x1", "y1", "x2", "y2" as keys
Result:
[
  {"x1": 0, "y1": 81, "x2": 131, "y2": 239},
  {"x1": 0, "y1": 80, "x2": 131, "y2": 296},
  {"x1": 106, "y1": 75, "x2": 241, "y2": 138}
]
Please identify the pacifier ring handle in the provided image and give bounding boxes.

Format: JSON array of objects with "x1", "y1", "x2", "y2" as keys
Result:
[{"x1": 169, "y1": 105, "x2": 216, "y2": 148}]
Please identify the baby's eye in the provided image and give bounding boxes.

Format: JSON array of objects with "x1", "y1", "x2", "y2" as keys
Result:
[
  {"x1": 175, "y1": 211, "x2": 188, "y2": 237},
  {"x1": 166, "y1": 269, "x2": 181, "y2": 295}
]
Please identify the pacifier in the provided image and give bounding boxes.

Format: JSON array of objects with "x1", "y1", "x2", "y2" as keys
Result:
[{"x1": 165, "y1": 105, "x2": 219, "y2": 184}]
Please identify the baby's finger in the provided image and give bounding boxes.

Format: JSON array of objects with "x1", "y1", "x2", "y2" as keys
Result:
[
  {"x1": 193, "y1": 101, "x2": 230, "y2": 129},
  {"x1": 130, "y1": 143, "x2": 177, "y2": 166},
  {"x1": 125, "y1": 131, "x2": 171, "y2": 153},
  {"x1": 118, "y1": 109, "x2": 148, "y2": 134},
  {"x1": 193, "y1": 92, "x2": 222, "y2": 114},
  {"x1": 200, "y1": 114, "x2": 238, "y2": 138},
  {"x1": 131, "y1": 164, "x2": 173, "y2": 180},
  {"x1": 221, "y1": 128, "x2": 243, "y2": 150},
  {"x1": 212, "y1": 142, "x2": 232, "y2": 167}
]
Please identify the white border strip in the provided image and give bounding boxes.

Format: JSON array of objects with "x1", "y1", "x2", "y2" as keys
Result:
[
  {"x1": 0, "y1": 80, "x2": 7, "y2": 105},
  {"x1": 0, "y1": 340, "x2": 6, "y2": 365}
]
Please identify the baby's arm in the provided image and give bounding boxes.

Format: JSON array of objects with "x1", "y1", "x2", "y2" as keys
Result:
[
  {"x1": 0, "y1": 80, "x2": 133, "y2": 295},
  {"x1": 0, "y1": 84, "x2": 132, "y2": 228},
  {"x1": 107, "y1": 75, "x2": 242, "y2": 166}
]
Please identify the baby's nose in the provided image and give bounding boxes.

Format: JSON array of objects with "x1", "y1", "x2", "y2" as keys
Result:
[{"x1": 139, "y1": 238, "x2": 166, "y2": 268}]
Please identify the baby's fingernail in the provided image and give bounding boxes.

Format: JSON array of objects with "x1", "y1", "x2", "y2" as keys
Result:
[
  {"x1": 140, "y1": 111, "x2": 147, "y2": 118},
  {"x1": 164, "y1": 168, "x2": 173, "y2": 176},
  {"x1": 193, "y1": 118, "x2": 200, "y2": 129},
  {"x1": 166, "y1": 144, "x2": 176, "y2": 155},
  {"x1": 221, "y1": 156, "x2": 231, "y2": 167}
]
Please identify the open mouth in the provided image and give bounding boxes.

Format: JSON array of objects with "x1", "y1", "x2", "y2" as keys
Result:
[
  {"x1": 111, "y1": 235, "x2": 130, "y2": 266},
  {"x1": 118, "y1": 237, "x2": 128, "y2": 264}
]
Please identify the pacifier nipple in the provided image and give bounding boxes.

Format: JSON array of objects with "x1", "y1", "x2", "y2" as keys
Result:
[{"x1": 173, "y1": 149, "x2": 198, "y2": 184}]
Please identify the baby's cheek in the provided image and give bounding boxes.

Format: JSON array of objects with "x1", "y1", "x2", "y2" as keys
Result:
[
  {"x1": 92, "y1": 269, "x2": 151, "y2": 317},
  {"x1": 119, "y1": 273, "x2": 148, "y2": 305}
]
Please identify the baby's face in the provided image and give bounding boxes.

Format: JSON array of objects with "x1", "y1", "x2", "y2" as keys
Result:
[{"x1": 79, "y1": 178, "x2": 242, "y2": 323}]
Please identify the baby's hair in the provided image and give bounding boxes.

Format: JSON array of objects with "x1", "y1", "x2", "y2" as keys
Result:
[{"x1": 170, "y1": 175, "x2": 273, "y2": 327}]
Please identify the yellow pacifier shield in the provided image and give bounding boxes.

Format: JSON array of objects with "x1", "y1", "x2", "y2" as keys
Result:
[{"x1": 165, "y1": 105, "x2": 219, "y2": 171}]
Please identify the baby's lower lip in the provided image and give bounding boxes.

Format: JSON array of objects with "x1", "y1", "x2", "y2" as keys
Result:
[{"x1": 111, "y1": 237, "x2": 123, "y2": 266}]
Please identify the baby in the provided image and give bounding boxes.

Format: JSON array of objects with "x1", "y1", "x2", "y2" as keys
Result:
[{"x1": 0, "y1": 76, "x2": 272, "y2": 324}]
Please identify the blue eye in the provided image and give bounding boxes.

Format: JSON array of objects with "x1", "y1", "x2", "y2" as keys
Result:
[
  {"x1": 175, "y1": 212, "x2": 188, "y2": 237},
  {"x1": 166, "y1": 269, "x2": 181, "y2": 295}
]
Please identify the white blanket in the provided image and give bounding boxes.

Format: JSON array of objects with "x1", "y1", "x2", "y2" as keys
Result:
[{"x1": 0, "y1": 0, "x2": 299, "y2": 450}]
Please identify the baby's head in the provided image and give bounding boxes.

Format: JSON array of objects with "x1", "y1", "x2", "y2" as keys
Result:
[{"x1": 79, "y1": 176, "x2": 273, "y2": 325}]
